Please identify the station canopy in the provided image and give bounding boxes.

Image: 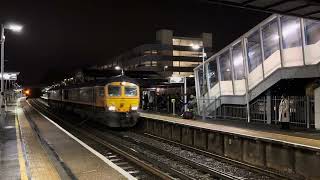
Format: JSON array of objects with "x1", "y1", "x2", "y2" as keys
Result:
[{"x1": 202, "y1": 0, "x2": 320, "y2": 20}]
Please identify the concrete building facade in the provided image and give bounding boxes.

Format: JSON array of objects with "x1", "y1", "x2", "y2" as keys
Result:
[{"x1": 94, "y1": 29, "x2": 213, "y2": 78}]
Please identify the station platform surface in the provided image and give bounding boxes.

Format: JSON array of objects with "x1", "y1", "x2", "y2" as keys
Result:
[
  {"x1": 0, "y1": 98, "x2": 132, "y2": 180},
  {"x1": 139, "y1": 112, "x2": 320, "y2": 150}
]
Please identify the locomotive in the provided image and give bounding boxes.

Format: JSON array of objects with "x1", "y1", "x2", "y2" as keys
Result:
[{"x1": 47, "y1": 76, "x2": 140, "y2": 127}]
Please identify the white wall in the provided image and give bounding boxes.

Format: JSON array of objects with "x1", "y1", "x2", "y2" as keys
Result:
[
  {"x1": 263, "y1": 50, "x2": 281, "y2": 77},
  {"x1": 305, "y1": 41, "x2": 320, "y2": 65},
  {"x1": 220, "y1": 81, "x2": 233, "y2": 95},
  {"x1": 209, "y1": 83, "x2": 220, "y2": 98},
  {"x1": 282, "y1": 47, "x2": 304, "y2": 67},
  {"x1": 234, "y1": 79, "x2": 246, "y2": 95},
  {"x1": 248, "y1": 64, "x2": 263, "y2": 90}
]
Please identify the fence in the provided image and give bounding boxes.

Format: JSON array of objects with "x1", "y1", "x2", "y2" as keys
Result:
[{"x1": 197, "y1": 96, "x2": 315, "y2": 129}]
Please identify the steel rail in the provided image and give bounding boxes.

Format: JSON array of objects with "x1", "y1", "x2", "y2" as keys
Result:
[
  {"x1": 142, "y1": 132, "x2": 300, "y2": 180},
  {"x1": 29, "y1": 99, "x2": 193, "y2": 180}
]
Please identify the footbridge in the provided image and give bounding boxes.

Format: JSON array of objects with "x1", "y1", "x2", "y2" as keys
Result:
[{"x1": 194, "y1": 14, "x2": 320, "y2": 128}]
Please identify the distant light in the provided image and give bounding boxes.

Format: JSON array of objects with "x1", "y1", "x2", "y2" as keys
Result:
[
  {"x1": 189, "y1": 75, "x2": 195, "y2": 78},
  {"x1": 164, "y1": 65, "x2": 168, "y2": 69},
  {"x1": 115, "y1": 66, "x2": 121, "y2": 70},
  {"x1": 191, "y1": 44, "x2": 200, "y2": 50},
  {"x1": 7, "y1": 24, "x2": 23, "y2": 32}
]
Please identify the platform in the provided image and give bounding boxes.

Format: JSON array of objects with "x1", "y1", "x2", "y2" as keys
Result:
[
  {"x1": 139, "y1": 112, "x2": 320, "y2": 179},
  {"x1": 1, "y1": 98, "x2": 133, "y2": 180},
  {"x1": 139, "y1": 112, "x2": 320, "y2": 150}
]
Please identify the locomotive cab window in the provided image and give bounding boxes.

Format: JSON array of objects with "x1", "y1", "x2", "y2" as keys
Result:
[
  {"x1": 125, "y1": 86, "x2": 137, "y2": 96},
  {"x1": 108, "y1": 85, "x2": 121, "y2": 96}
]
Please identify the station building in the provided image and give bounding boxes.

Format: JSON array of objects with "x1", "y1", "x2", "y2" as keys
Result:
[
  {"x1": 195, "y1": 14, "x2": 320, "y2": 129},
  {"x1": 93, "y1": 29, "x2": 213, "y2": 79}
]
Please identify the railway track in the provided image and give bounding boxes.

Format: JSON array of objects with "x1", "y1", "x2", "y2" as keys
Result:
[
  {"x1": 30, "y1": 99, "x2": 296, "y2": 180},
  {"x1": 137, "y1": 133, "x2": 298, "y2": 180},
  {"x1": 27, "y1": 100, "x2": 175, "y2": 180}
]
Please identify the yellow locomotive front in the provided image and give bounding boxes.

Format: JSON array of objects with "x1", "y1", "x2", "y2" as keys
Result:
[{"x1": 104, "y1": 81, "x2": 140, "y2": 127}]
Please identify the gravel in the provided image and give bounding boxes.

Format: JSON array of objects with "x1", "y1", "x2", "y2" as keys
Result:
[{"x1": 119, "y1": 131, "x2": 275, "y2": 180}]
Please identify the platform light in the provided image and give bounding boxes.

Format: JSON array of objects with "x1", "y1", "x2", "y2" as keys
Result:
[
  {"x1": 7, "y1": 24, "x2": 23, "y2": 32},
  {"x1": 115, "y1": 66, "x2": 121, "y2": 70},
  {"x1": 191, "y1": 44, "x2": 200, "y2": 50}
]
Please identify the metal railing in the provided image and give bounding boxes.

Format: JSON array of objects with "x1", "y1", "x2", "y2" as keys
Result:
[{"x1": 197, "y1": 95, "x2": 315, "y2": 129}]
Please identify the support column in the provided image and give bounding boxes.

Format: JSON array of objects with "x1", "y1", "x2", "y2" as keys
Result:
[
  {"x1": 266, "y1": 91, "x2": 272, "y2": 124},
  {"x1": 314, "y1": 87, "x2": 320, "y2": 130}
]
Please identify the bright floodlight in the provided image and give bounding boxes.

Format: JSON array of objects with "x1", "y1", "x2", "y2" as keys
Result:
[
  {"x1": 7, "y1": 24, "x2": 23, "y2": 32},
  {"x1": 115, "y1": 66, "x2": 121, "y2": 70},
  {"x1": 191, "y1": 44, "x2": 200, "y2": 50}
]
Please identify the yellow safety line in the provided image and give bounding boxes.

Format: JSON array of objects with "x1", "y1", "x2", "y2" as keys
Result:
[{"x1": 15, "y1": 108, "x2": 29, "y2": 180}]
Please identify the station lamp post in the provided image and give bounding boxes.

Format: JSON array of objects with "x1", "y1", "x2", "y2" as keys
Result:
[
  {"x1": 192, "y1": 44, "x2": 206, "y2": 120},
  {"x1": 1, "y1": 23, "x2": 23, "y2": 119},
  {"x1": 115, "y1": 65, "x2": 124, "y2": 76}
]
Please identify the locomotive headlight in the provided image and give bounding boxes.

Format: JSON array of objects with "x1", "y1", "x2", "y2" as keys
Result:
[
  {"x1": 131, "y1": 106, "x2": 138, "y2": 111},
  {"x1": 108, "y1": 106, "x2": 116, "y2": 111}
]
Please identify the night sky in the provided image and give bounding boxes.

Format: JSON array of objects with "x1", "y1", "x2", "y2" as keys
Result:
[{"x1": 0, "y1": 0, "x2": 269, "y2": 86}]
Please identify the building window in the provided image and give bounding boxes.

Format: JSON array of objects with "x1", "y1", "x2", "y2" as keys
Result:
[
  {"x1": 173, "y1": 50, "x2": 202, "y2": 57},
  {"x1": 172, "y1": 38, "x2": 203, "y2": 47}
]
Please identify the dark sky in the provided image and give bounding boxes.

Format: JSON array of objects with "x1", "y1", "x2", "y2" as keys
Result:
[{"x1": 0, "y1": 0, "x2": 269, "y2": 86}]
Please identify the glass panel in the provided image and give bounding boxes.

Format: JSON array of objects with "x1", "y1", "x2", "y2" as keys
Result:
[
  {"x1": 232, "y1": 43, "x2": 244, "y2": 80},
  {"x1": 281, "y1": 16, "x2": 303, "y2": 67},
  {"x1": 219, "y1": 51, "x2": 232, "y2": 81},
  {"x1": 125, "y1": 86, "x2": 137, "y2": 96},
  {"x1": 108, "y1": 85, "x2": 121, "y2": 96},
  {"x1": 208, "y1": 59, "x2": 218, "y2": 88},
  {"x1": 262, "y1": 18, "x2": 281, "y2": 76},
  {"x1": 198, "y1": 67, "x2": 208, "y2": 96},
  {"x1": 247, "y1": 31, "x2": 262, "y2": 72},
  {"x1": 304, "y1": 19, "x2": 320, "y2": 65},
  {"x1": 262, "y1": 19, "x2": 280, "y2": 60},
  {"x1": 173, "y1": 50, "x2": 202, "y2": 57}
]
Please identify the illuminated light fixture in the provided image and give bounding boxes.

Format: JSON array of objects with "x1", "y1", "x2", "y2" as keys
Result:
[
  {"x1": 164, "y1": 65, "x2": 168, "y2": 69},
  {"x1": 108, "y1": 106, "x2": 116, "y2": 111},
  {"x1": 115, "y1": 66, "x2": 121, "y2": 70},
  {"x1": 24, "y1": 89, "x2": 30, "y2": 95},
  {"x1": 131, "y1": 106, "x2": 138, "y2": 111},
  {"x1": 121, "y1": 81, "x2": 127, "y2": 86},
  {"x1": 189, "y1": 75, "x2": 195, "y2": 78},
  {"x1": 191, "y1": 44, "x2": 200, "y2": 50},
  {"x1": 7, "y1": 24, "x2": 23, "y2": 32}
]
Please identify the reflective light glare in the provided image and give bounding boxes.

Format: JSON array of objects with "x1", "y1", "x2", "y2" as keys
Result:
[
  {"x1": 282, "y1": 22, "x2": 299, "y2": 38},
  {"x1": 191, "y1": 44, "x2": 200, "y2": 50},
  {"x1": 131, "y1": 106, "x2": 138, "y2": 111},
  {"x1": 233, "y1": 55, "x2": 243, "y2": 67},
  {"x1": 7, "y1": 24, "x2": 23, "y2": 32},
  {"x1": 108, "y1": 106, "x2": 116, "y2": 111},
  {"x1": 115, "y1": 66, "x2": 121, "y2": 70},
  {"x1": 121, "y1": 81, "x2": 127, "y2": 86}
]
